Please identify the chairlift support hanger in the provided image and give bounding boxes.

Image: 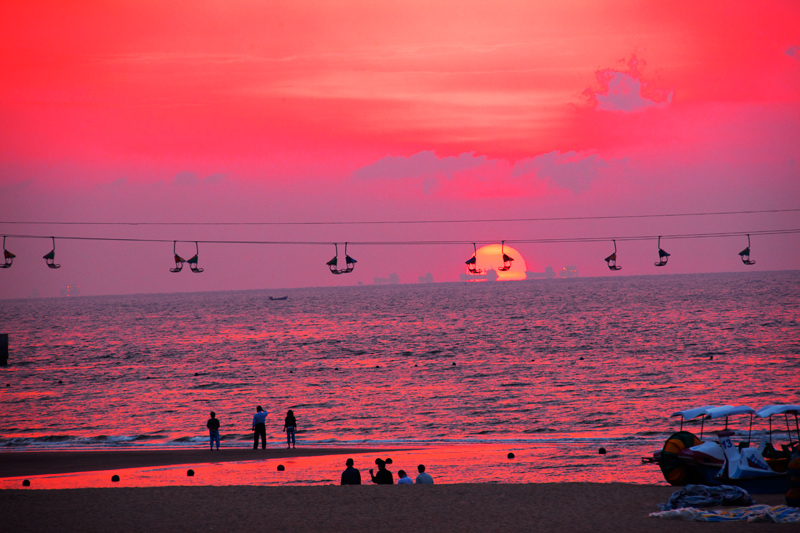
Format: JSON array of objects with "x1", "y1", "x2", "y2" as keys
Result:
[
  {"x1": 0, "y1": 236, "x2": 14, "y2": 268},
  {"x1": 604, "y1": 239, "x2": 621, "y2": 271},
  {"x1": 170, "y1": 241, "x2": 204, "y2": 273},
  {"x1": 498, "y1": 240, "x2": 514, "y2": 271},
  {"x1": 739, "y1": 234, "x2": 756, "y2": 265},
  {"x1": 654, "y1": 236, "x2": 670, "y2": 267},
  {"x1": 327, "y1": 242, "x2": 357, "y2": 274},
  {"x1": 465, "y1": 243, "x2": 482, "y2": 274},
  {"x1": 43, "y1": 237, "x2": 61, "y2": 269}
]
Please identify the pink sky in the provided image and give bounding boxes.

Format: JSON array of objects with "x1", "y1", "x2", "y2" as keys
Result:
[{"x1": 1, "y1": 1, "x2": 799, "y2": 298}]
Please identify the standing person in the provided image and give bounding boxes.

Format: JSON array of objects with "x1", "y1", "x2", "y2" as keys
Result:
[
  {"x1": 340, "y1": 458, "x2": 361, "y2": 485},
  {"x1": 207, "y1": 411, "x2": 221, "y2": 450},
  {"x1": 369, "y1": 458, "x2": 393, "y2": 484},
  {"x1": 415, "y1": 464, "x2": 434, "y2": 484},
  {"x1": 252, "y1": 405, "x2": 268, "y2": 450},
  {"x1": 283, "y1": 410, "x2": 297, "y2": 449}
]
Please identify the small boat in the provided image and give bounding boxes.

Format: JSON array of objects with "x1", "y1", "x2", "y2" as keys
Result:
[
  {"x1": 643, "y1": 404, "x2": 799, "y2": 493},
  {"x1": 269, "y1": 296, "x2": 288, "y2": 301}
]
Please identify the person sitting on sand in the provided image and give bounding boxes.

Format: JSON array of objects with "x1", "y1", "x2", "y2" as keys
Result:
[
  {"x1": 415, "y1": 464, "x2": 434, "y2": 484},
  {"x1": 369, "y1": 458, "x2": 393, "y2": 484},
  {"x1": 397, "y1": 469, "x2": 413, "y2": 484},
  {"x1": 283, "y1": 410, "x2": 297, "y2": 449},
  {"x1": 207, "y1": 411, "x2": 221, "y2": 450},
  {"x1": 252, "y1": 405, "x2": 268, "y2": 450},
  {"x1": 340, "y1": 458, "x2": 361, "y2": 485}
]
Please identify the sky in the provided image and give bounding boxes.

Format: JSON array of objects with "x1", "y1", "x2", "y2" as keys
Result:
[{"x1": 1, "y1": 0, "x2": 799, "y2": 298}]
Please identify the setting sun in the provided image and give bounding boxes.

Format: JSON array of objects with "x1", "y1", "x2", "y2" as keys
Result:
[{"x1": 464, "y1": 243, "x2": 528, "y2": 281}]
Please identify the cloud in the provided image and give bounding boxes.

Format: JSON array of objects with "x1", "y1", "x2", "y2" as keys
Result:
[
  {"x1": 514, "y1": 151, "x2": 610, "y2": 193},
  {"x1": 586, "y1": 56, "x2": 673, "y2": 113},
  {"x1": 352, "y1": 151, "x2": 489, "y2": 193},
  {"x1": 173, "y1": 171, "x2": 227, "y2": 186}
]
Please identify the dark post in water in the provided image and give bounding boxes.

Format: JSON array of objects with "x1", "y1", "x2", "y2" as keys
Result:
[{"x1": 0, "y1": 334, "x2": 8, "y2": 366}]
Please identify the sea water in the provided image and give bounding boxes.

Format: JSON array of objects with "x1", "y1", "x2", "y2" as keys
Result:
[{"x1": 1, "y1": 271, "x2": 798, "y2": 486}]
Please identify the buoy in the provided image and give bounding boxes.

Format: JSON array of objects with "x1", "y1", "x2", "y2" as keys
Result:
[
  {"x1": 277, "y1": 464, "x2": 285, "y2": 471},
  {"x1": 507, "y1": 453, "x2": 515, "y2": 459},
  {"x1": 709, "y1": 355, "x2": 713, "y2": 360},
  {"x1": 452, "y1": 362, "x2": 456, "y2": 366},
  {"x1": 187, "y1": 469, "x2": 195, "y2": 476},
  {"x1": 599, "y1": 447, "x2": 607, "y2": 455},
  {"x1": 22, "y1": 479, "x2": 30, "y2": 487},
  {"x1": 289, "y1": 370, "x2": 293, "y2": 373},
  {"x1": 58, "y1": 380, "x2": 63, "y2": 384},
  {"x1": 111, "y1": 474, "x2": 120, "y2": 482},
  {"x1": 579, "y1": 357, "x2": 584, "y2": 360}
]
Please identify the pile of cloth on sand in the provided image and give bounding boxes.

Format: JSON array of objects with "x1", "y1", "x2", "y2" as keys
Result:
[{"x1": 649, "y1": 484, "x2": 800, "y2": 524}]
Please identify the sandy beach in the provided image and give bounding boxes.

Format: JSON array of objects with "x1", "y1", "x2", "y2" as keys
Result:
[{"x1": 0, "y1": 450, "x2": 790, "y2": 533}]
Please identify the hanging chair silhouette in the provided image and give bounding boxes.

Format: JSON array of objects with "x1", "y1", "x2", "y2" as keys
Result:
[
  {"x1": 327, "y1": 243, "x2": 357, "y2": 274},
  {"x1": 187, "y1": 242, "x2": 204, "y2": 273},
  {"x1": 170, "y1": 241, "x2": 186, "y2": 273},
  {"x1": 43, "y1": 237, "x2": 61, "y2": 269},
  {"x1": 739, "y1": 234, "x2": 756, "y2": 265},
  {"x1": 465, "y1": 243, "x2": 483, "y2": 274},
  {"x1": 498, "y1": 240, "x2": 514, "y2": 271},
  {"x1": 654, "y1": 236, "x2": 670, "y2": 267},
  {"x1": 0, "y1": 237, "x2": 14, "y2": 269},
  {"x1": 604, "y1": 240, "x2": 621, "y2": 271}
]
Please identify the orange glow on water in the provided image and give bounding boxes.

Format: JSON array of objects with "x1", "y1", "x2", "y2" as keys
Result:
[{"x1": 465, "y1": 244, "x2": 527, "y2": 280}]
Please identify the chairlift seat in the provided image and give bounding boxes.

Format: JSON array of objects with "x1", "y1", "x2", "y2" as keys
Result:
[
  {"x1": 170, "y1": 254, "x2": 186, "y2": 273},
  {"x1": 0, "y1": 249, "x2": 14, "y2": 268}
]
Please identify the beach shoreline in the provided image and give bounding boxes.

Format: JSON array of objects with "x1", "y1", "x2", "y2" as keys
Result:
[{"x1": 0, "y1": 447, "x2": 403, "y2": 478}]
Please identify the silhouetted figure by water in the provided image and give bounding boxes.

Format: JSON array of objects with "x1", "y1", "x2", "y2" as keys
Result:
[
  {"x1": 397, "y1": 469, "x2": 413, "y2": 484},
  {"x1": 416, "y1": 464, "x2": 434, "y2": 484},
  {"x1": 207, "y1": 411, "x2": 220, "y2": 450},
  {"x1": 284, "y1": 410, "x2": 297, "y2": 449},
  {"x1": 252, "y1": 405, "x2": 268, "y2": 449},
  {"x1": 341, "y1": 458, "x2": 362, "y2": 485},
  {"x1": 369, "y1": 458, "x2": 393, "y2": 484}
]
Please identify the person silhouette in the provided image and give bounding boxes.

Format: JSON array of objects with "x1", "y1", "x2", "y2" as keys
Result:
[
  {"x1": 340, "y1": 458, "x2": 361, "y2": 485},
  {"x1": 206, "y1": 411, "x2": 220, "y2": 450},
  {"x1": 369, "y1": 458, "x2": 393, "y2": 484},
  {"x1": 284, "y1": 410, "x2": 297, "y2": 449},
  {"x1": 252, "y1": 405, "x2": 268, "y2": 449},
  {"x1": 415, "y1": 464, "x2": 434, "y2": 484}
]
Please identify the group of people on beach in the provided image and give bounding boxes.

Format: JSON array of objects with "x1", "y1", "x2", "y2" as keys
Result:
[
  {"x1": 206, "y1": 409, "x2": 435, "y2": 485},
  {"x1": 341, "y1": 457, "x2": 434, "y2": 485},
  {"x1": 205, "y1": 406, "x2": 297, "y2": 450}
]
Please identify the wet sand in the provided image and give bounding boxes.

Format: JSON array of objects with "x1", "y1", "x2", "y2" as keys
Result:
[{"x1": 0, "y1": 447, "x2": 394, "y2": 477}]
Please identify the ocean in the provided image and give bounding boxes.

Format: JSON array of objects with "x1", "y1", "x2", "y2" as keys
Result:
[{"x1": 1, "y1": 271, "x2": 798, "y2": 486}]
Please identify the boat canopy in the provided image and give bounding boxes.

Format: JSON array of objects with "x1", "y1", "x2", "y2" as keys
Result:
[
  {"x1": 671, "y1": 405, "x2": 718, "y2": 421},
  {"x1": 756, "y1": 405, "x2": 800, "y2": 418},
  {"x1": 704, "y1": 405, "x2": 756, "y2": 419}
]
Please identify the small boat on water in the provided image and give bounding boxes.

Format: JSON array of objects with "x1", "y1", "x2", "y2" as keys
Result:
[
  {"x1": 269, "y1": 296, "x2": 288, "y2": 301},
  {"x1": 643, "y1": 404, "x2": 800, "y2": 493}
]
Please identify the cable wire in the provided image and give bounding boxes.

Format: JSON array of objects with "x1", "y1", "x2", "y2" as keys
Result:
[
  {"x1": 2, "y1": 228, "x2": 798, "y2": 246},
  {"x1": 1, "y1": 208, "x2": 798, "y2": 227}
]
